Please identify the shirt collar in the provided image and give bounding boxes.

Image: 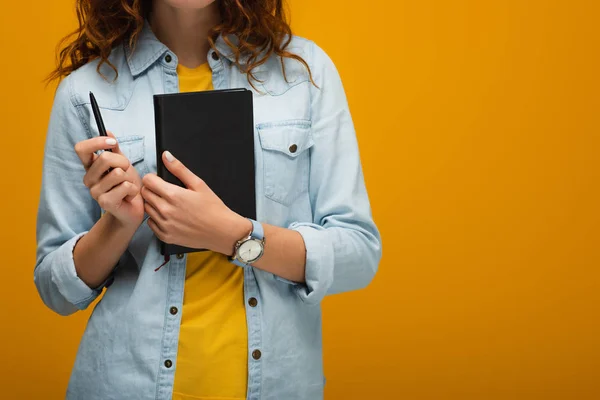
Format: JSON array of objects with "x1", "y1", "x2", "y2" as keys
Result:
[{"x1": 124, "y1": 21, "x2": 264, "y2": 77}]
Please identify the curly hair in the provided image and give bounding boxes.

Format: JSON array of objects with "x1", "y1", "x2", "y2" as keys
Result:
[{"x1": 47, "y1": 0, "x2": 313, "y2": 86}]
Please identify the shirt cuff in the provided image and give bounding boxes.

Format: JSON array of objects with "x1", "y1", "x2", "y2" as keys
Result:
[
  {"x1": 50, "y1": 232, "x2": 103, "y2": 310},
  {"x1": 287, "y1": 221, "x2": 335, "y2": 305}
]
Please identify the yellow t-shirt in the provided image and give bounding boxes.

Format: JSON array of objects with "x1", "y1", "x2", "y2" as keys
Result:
[{"x1": 172, "y1": 62, "x2": 248, "y2": 400}]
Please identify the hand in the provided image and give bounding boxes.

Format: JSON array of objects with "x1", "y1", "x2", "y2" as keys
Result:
[
  {"x1": 74, "y1": 131, "x2": 145, "y2": 228},
  {"x1": 141, "y1": 150, "x2": 251, "y2": 255}
]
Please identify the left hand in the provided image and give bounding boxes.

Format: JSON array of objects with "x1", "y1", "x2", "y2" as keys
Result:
[{"x1": 141, "y1": 150, "x2": 251, "y2": 255}]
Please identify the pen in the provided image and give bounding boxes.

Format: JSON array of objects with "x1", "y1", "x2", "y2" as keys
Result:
[
  {"x1": 89, "y1": 92, "x2": 113, "y2": 175},
  {"x1": 89, "y1": 91, "x2": 112, "y2": 153}
]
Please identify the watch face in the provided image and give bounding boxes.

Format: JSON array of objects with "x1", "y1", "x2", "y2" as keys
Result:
[{"x1": 238, "y1": 240, "x2": 263, "y2": 263}]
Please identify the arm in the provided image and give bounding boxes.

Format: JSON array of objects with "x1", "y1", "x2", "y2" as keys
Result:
[
  {"x1": 34, "y1": 78, "x2": 136, "y2": 315},
  {"x1": 72, "y1": 212, "x2": 137, "y2": 289},
  {"x1": 233, "y1": 42, "x2": 382, "y2": 304},
  {"x1": 230, "y1": 220, "x2": 308, "y2": 284}
]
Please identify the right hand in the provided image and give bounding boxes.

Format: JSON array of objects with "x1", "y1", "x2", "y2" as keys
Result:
[{"x1": 74, "y1": 131, "x2": 145, "y2": 228}]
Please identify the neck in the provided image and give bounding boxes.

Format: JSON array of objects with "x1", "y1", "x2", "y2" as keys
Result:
[{"x1": 149, "y1": 1, "x2": 221, "y2": 68}]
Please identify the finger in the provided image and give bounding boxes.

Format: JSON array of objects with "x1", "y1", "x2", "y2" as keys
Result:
[
  {"x1": 84, "y1": 152, "x2": 131, "y2": 188},
  {"x1": 106, "y1": 131, "x2": 125, "y2": 156},
  {"x1": 144, "y1": 200, "x2": 166, "y2": 223},
  {"x1": 141, "y1": 173, "x2": 177, "y2": 200},
  {"x1": 162, "y1": 151, "x2": 204, "y2": 191},
  {"x1": 97, "y1": 181, "x2": 136, "y2": 211},
  {"x1": 147, "y1": 218, "x2": 167, "y2": 241},
  {"x1": 74, "y1": 136, "x2": 119, "y2": 169},
  {"x1": 124, "y1": 194, "x2": 134, "y2": 203},
  {"x1": 122, "y1": 181, "x2": 139, "y2": 202},
  {"x1": 141, "y1": 185, "x2": 169, "y2": 214},
  {"x1": 89, "y1": 167, "x2": 128, "y2": 200}
]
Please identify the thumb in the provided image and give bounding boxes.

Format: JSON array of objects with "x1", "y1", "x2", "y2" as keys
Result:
[
  {"x1": 163, "y1": 150, "x2": 203, "y2": 190},
  {"x1": 106, "y1": 131, "x2": 125, "y2": 156}
]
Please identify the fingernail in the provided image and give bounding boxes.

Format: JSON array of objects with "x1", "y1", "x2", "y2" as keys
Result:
[
  {"x1": 105, "y1": 138, "x2": 117, "y2": 145},
  {"x1": 164, "y1": 151, "x2": 175, "y2": 162}
]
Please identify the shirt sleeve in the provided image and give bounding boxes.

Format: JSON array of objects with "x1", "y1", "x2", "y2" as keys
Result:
[
  {"x1": 285, "y1": 41, "x2": 383, "y2": 305},
  {"x1": 33, "y1": 77, "x2": 108, "y2": 316}
]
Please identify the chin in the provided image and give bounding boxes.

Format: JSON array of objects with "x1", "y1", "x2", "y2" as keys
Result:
[{"x1": 162, "y1": 0, "x2": 217, "y2": 9}]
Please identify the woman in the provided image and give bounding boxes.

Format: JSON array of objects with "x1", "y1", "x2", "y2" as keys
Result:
[{"x1": 35, "y1": 0, "x2": 382, "y2": 399}]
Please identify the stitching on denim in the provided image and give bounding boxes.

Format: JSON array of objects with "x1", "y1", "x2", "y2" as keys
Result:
[
  {"x1": 259, "y1": 131, "x2": 314, "y2": 151},
  {"x1": 68, "y1": 78, "x2": 93, "y2": 141},
  {"x1": 117, "y1": 135, "x2": 144, "y2": 143},
  {"x1": 261, "y1": 78, "x2": 309, "y2": 97},
  {"x1": 73, "y1": 76, "x2": 140, "y2": 111},
  {"x1": 132, "y1": 44, "x2": 168, "y2": 77},
  {"x1": 154, "y1": 246, "x2": 171, "y2": 400},
  {"x1": 119, "y1": 136, "x2": 145, "y2": 164},
  {"x1": 309, "y1": 40, "x2": 314, "y2": 125},
  {"x1": 255, "y1": 119, "x2": 312, "y2": 130}
]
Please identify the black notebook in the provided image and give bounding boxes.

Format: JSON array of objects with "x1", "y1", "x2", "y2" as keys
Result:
[{"x1": 154, "y1": 88, "x2": 256, "y2": 256}]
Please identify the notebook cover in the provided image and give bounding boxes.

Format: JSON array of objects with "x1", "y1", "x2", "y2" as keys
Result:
[{"x1": 153, "y1": 88, "x2": 256, "y2": 255}]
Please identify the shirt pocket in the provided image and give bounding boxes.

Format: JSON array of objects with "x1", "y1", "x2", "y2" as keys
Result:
[
  {"x1": 117, "y1": 135, "x2": 149, "y2": 177},
  {"x1": 257, "y1": 121, "x2": 314, "y2": 206}
]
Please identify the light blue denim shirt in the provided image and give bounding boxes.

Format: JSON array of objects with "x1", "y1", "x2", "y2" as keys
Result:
[{"x1": 35, "y1": 22, "x2": 381, "y2": 400}]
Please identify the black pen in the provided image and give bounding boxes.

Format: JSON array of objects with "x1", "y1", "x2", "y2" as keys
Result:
[
  {"x1": 89, "y1": 92, "x2": 113, "y2": 175},
  {"x1": 89, "y1": 91, "x2": 112, "y2": 153}
]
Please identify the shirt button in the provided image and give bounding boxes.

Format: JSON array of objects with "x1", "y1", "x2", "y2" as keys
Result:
[
  {"x1": 248, "y1": 297, "x2": 258, "y2": 307},
  {"x1": 252, "y1": 349, "x2": 262, "y2": 360},
  {"x1": 211, "y1": 51, "x2": 219, "y2": 61},
  {"x1": 170, "y1": 307, "x2": 178, "y2": 315},
  {"x1": 164, "y1": 359, "x2": 172, "y2": 368},
  {"x1": 176, "y1": 253, "x2": 184, "y2": 259},
  {"x1": 289, "y1": 144, "x2": 298, "y2": 153},
  {"x1": 165, "y1": 54, "x2": 172, "y2": 63}
]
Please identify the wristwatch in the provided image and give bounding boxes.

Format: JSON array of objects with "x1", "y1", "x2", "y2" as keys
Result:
[{"x1": 229, "y1": 219, "x2": 266, "y2": 267}]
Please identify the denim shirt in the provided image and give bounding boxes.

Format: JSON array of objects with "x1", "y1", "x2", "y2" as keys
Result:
[{"x1": 34, "y1": 23, "x2": 382, "y2": 400}]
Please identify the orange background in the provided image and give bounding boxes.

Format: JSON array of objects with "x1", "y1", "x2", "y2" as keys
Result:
[{"x1": 0, "y1": 0, "x2": 599, "y2": 399}]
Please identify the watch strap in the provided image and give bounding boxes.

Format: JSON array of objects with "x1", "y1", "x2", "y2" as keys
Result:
[
  {"x1": 231, "y1": 257, "x2": 246, "y2": 268},
  {"x1": 230, "y1": 219, "x2": 264, "y2": 267},
  {"x1": 249, "y1": 218, "x2": 264, "y2": 241}
]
